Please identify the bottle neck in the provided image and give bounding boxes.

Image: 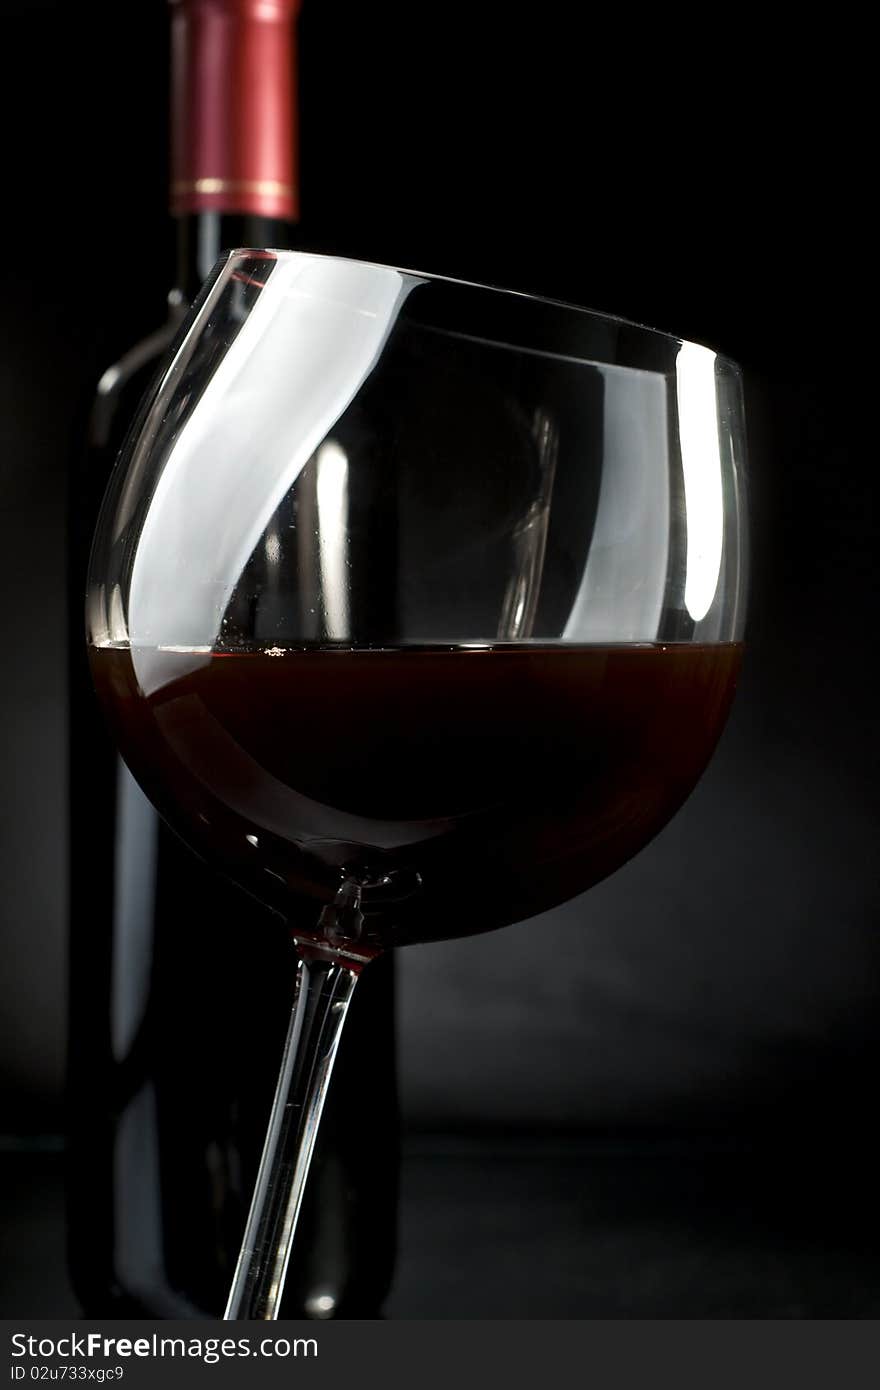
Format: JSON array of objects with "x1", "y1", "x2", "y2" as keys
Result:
[
  {"x1": 169, "y1": 0, "x2": 300, "y2": 299},
  {"x1": 173, "y1": 211, "x2": 296, "y2": 300}
]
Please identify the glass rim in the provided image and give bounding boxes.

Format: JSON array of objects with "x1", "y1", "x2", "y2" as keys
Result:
[{"x1": 222, "y1": 246, "x2": 744, "y2": 373}]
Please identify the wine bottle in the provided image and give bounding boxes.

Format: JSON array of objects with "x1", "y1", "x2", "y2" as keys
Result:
[{"x1": 67, "y1": 0, "x2": 398, "y2": 1319}]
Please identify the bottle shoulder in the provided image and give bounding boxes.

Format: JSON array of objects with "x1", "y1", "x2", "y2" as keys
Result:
[{"x1": 89, "y1": 297, "x2": 187, "y2": 450}]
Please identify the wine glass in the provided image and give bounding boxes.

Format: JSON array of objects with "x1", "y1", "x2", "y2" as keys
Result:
[{"x1": 86, "y1": 250, "x2": 747, "y2": 1319}]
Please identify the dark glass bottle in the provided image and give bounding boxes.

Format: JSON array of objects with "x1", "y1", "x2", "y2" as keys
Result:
[{"x1": 67, "y1": 0, "x2": 398, "y2": 1319}]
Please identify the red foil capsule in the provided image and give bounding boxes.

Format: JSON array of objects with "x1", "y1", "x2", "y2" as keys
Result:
[{"x1": 169, "y1": 0, "x2": 300, "y2": 220}]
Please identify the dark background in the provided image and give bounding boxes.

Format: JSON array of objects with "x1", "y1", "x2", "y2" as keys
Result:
[{"x1": 0, "y1": 0, "x2": 877, "y2": 1315}]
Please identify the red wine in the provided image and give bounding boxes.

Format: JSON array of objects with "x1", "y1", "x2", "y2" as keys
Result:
[
  {"x1": 91, "y1": 642, "x2": 742, "y2": 947},
  {"x1": 68, "y1": 0, "x2": 397, "y2": 1319}
]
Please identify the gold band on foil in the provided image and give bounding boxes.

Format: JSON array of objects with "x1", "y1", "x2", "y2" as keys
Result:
[{"x1": 171, "y1": 177, "x2": 296, "y2": 198}]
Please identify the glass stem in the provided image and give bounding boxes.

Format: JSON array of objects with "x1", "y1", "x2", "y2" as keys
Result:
[{"x1": 224, "y1": 949, "x2": 362, "y2": 1320}]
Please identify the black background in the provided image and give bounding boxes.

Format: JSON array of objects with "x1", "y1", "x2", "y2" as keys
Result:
[{"x1": 0, "y1": 0, "x2": 877, "y2": 1315}]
